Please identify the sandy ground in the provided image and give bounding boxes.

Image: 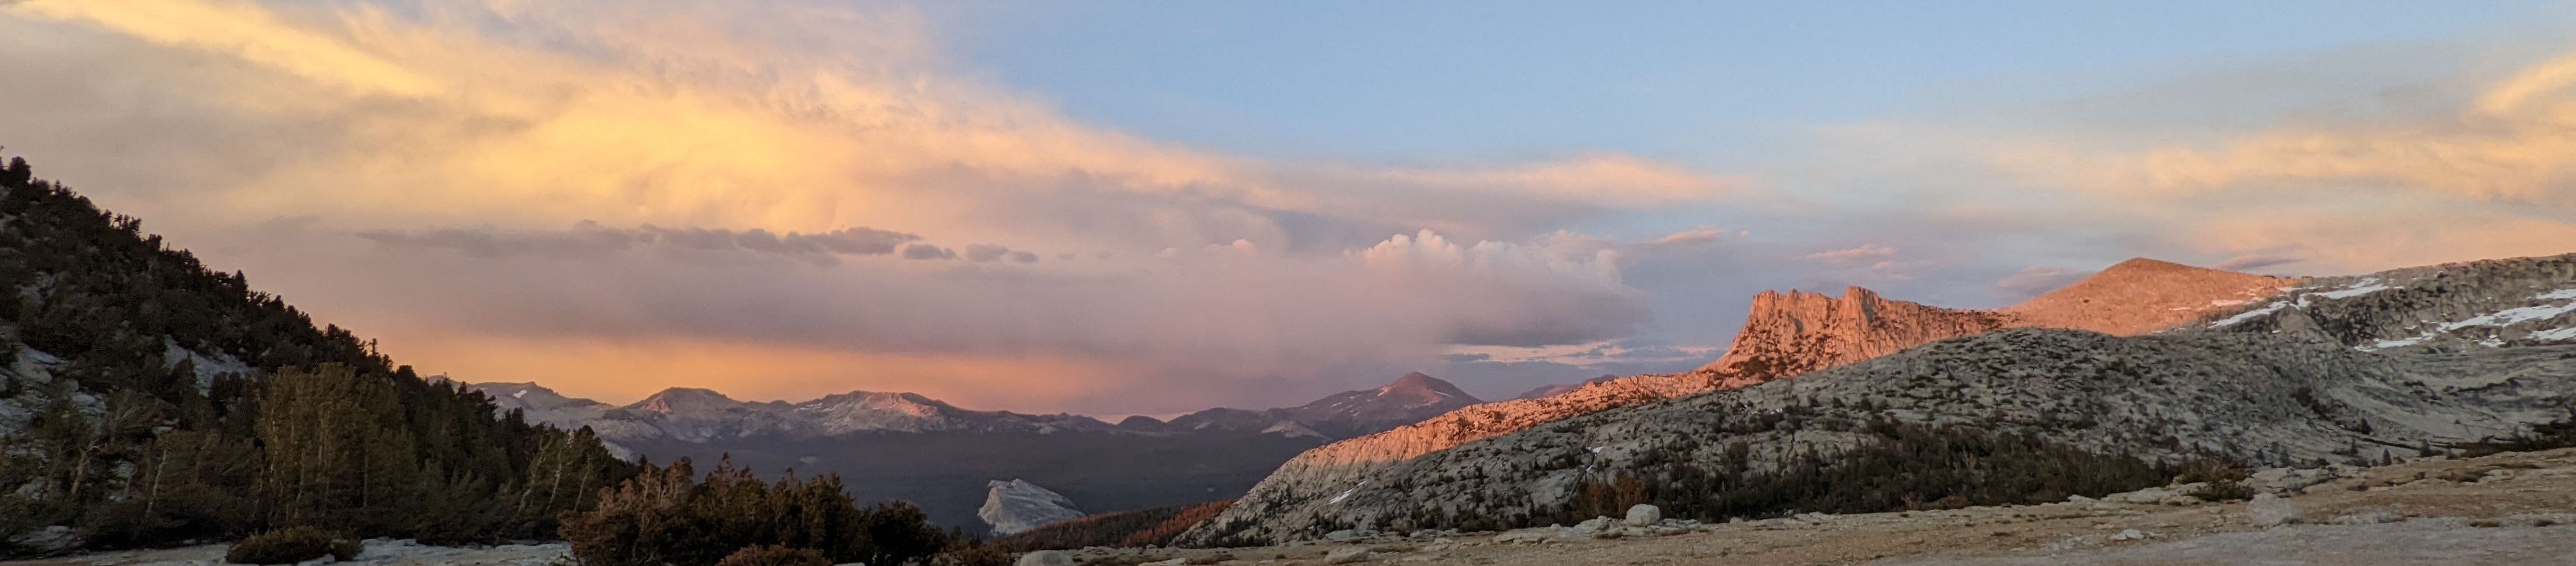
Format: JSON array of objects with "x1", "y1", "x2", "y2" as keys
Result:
[{"x1": 15, "y1": 448, "x2": 2576, "y2": 566}]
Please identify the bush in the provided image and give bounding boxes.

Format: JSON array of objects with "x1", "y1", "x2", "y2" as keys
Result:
[
  {"x1": 988, "y1": 500, "x2": 1235, "y2": 552},
  {"x1": 714, "y1": 545, "x2": 829, "y2": 566},
  {"x1": 1553, "y1": 422, "x2": 2180, "y2": 526},
  {"x1": 225, "y1": 527, "x2": 361, "y2": 565},
  {"x1": 560, "y1": 458, "x2": 953, "y2": 566},
  {"x1": 932, "y1": 546, "x2": 1012, "y2": 566},
  {"x1": 2191, "y1": 479, "x2": 2258, "y2": 502},
  {"x1": 2175, "y1": 463, "x2": 2248, "y2": 485}
]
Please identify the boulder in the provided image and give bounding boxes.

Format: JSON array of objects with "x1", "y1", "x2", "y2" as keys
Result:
[
  {"x1": 1572, "y1": 517, "x2": 1621, "y2": 535},
  {"x1": 6, "y1": 526, "x2": 81, "y2": 554},
  {"x1": 2247, "y1": 493, "x2": 2304, "y2": 527},
  {"x1": 1624, "y1": 504, "x2": 1662, "y2": 526},
  {"x1": 980, "y1": 480, "x2": 1086, "y2": 536},
  {"x1": 2104, "y1": 486, "x2": 2175, "y2": 504},
  {"x1": 1325, "y1": 548, "x2": 1373, "y2": 563},
  {"x1": 1016, "y1": 550, "x2": 1074, "y2": 566}
]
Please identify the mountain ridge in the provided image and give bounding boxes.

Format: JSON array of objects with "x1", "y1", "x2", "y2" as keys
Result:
[
  {"x1": 1174, "y1": 252, "x2": 2576, "y2": 544},
  {"x1": 1175, "y1": 256, "x2": 2303, "y2": 545},
  {"x1": 477, "y1": 371, "x2": 1484, "y2": 447}
]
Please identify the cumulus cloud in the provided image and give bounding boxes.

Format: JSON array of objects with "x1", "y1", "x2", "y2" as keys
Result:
[{"x1": 0, "y1": 0, "x2": 1739, "y2": 412}]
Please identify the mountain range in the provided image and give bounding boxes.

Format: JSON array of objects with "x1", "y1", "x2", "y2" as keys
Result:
[
  {"x1": 1176, "y1": 254, "x2": 2576, "y2": 545},
  {"x1": 464, "y1": 371, "x2": 1484, "y2": 534}
]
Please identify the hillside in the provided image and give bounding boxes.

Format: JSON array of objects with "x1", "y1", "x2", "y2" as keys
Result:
[
  {"x1": 0, "y1": 156, "x2": 629, "y2": 555},
  {"x1": 1178, "y1": 253, "x2": 2576, "y2": 544},
  {"x1": 1176, "y1": 258, "x2": 2290, "y2": 545}
]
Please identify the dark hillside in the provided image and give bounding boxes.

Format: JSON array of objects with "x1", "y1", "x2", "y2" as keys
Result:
[{"x1": 0, "y1": 155, "x2": 631, "y2": 555}]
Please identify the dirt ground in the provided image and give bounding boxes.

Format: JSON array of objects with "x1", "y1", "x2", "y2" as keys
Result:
[{"x1": 16, "y1": 448, "x2": 2576, "y2": 566}]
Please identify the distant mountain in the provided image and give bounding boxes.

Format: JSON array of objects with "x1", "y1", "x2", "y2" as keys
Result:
[
  {"x1": 478, "y1": 384, "x2": 1133, "y2": 448},
  {"x1": 1157, "y1": 373, "x2": 1484, "y2": 439},
  {"x1": 1514, "y1": 375, "x2": 1619, "y2": 400},
  {"x1": 1179, "y1": 257, "x2": 2299, "y2": 545},
  {"x1": 468, "y1": 372, "x2": 1479, "y2": 535}
]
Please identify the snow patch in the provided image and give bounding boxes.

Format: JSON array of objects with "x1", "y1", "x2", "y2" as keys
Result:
[
  {"x1": 2538, "y1": 288, "x2": 2576, "y2": 301},
  {"x1": 2303, "y1": 278, "x2": 2396, "y2": 303},
  {"x1": 2534, "y1": 327, "x2": 2576, "y2": 342},
  {"x1": 1328, "y1": 488, "x2": 1355, "y2": 505},
  {"x1": 2212, "y1": 302, "x2": 2290, "y2": 328},
  {"x1": 2442, "y1": 303, "x2": 2576, "y2": 331},
  {"x1": 2357, "y1": 335, "x2": 2432, "y2": 351}
]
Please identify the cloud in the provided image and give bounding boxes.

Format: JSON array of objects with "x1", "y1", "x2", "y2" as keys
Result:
[
  {"x1": 357, "y1": 222, "x2": 921, "y2": 263},
  {"x1": 900, "y1": 243, "x2": 957, "y2": 260},
  {"x1": 962, "y1": 243, "x2": 1011, "y2": 262},
  {"x1": 1994, "y1": 265, "x2": 2090, "y2": 297},
  {"x1": 2214, "y1": 254, "x2": 2302, "y2": 272},
  {"x1": 1652, "y1": 226, "x2": 1728, "y2": 247},
  {"x1": 0, "y1": 0, "x2": 1746, "y2": 413},
  {"x1": 1805, "y1": 244, "x2": 1896, "y2": 263}
]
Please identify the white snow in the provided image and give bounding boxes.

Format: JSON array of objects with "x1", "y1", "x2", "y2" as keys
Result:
[
  {"x1": 513, "y1": 389, "x2": 529, "y2": 398},
  {"x1": 2532, "y1": 327, "x2": 2576, "y2": 342},
  {"x1": 2357, "y1": 335, "x2": 2432, "y2": 351},
  {"x1": 1328, "y1": 488, "x2": 1355, "y2": 504},
  {"x1": 2538, "y1": 288, "x2": 2576, "y2": 301},
  {"x1": 2212, "y1": 302, "x2": 2290, "y2": 328},
  {"x1": 2441, "y1": 303, "x2": 2576, "y2": 331},
  {"x1": 2310, "y1": 278, "x2": 2395, "y2": 300}
]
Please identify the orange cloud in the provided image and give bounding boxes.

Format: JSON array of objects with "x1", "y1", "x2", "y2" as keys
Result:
[
  {"x1": 2001, "y1": 49, "x2": 2576, "y2": 203},
  {"x1": 7, "y1": 0, "x2": 1730, "y2": 246},
  {"x1": 385, "y1": 333, "x2": 1145, "y2": 411}
]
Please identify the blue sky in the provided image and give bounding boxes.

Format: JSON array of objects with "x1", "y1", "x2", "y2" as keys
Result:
[{"x1": 916, "y1": 2, "x2": 2568, "y2": 166}]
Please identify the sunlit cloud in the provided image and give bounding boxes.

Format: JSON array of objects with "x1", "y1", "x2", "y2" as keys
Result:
[{"x1": 0, "y1": 0, "x2": 1736, "y2": 411}]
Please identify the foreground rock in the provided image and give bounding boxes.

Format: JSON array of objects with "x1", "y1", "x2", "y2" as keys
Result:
[{"x1": 980, "y1": 479, "x2": 1088, "y2": 535}]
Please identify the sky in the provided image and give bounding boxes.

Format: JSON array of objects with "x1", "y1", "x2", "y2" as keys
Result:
[{"x1": 7, "y1": 1, "x2": 2576, "y2": 416}]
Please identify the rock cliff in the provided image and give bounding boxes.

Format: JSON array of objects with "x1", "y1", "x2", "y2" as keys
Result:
[{"x1": 980, "y1": 479, "x2": 1088, "y2": 535}]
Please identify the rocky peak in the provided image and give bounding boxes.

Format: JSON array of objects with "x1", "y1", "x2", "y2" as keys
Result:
[
  {"x1": 1700, "y1": 286, "x2": 2012, "y2": 380},
  {"x1": 2002, "y1": 258, "x2": 2297, "y2": 335},
  {"x1": 629, "y1": 387, "x2": 749, "y2": 415},
  {"x1": 1377, "y1": 372, "x2": 1470, "y2": 406},
  {"x1": 1514, "y1": 375, "x2": 1621, "y2": 400},
  {"x1": 801, "y1": 391, "x2": 948, "y2": 417}
]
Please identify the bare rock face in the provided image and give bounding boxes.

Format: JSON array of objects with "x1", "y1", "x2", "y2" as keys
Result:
[
  {"x1": 2002, "y1": 258, "x2": 2298, "y2": 336},
  {"x1": 979, "y1": 479, "x2": 1086, "y2": 535},
  {"x1": 1698, "y1": 287, "x2": 2014, "y2": 378},
  {"x1": 1174, "y1": 258, "x2": 2308, "y2": 547},
  {"x1": 1178, "y1": 252, "x2": 2576, "y2": 546}
]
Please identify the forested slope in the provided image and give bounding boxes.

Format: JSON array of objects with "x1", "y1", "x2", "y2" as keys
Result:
[{"x1": 0, "y1": 155, "x2": 631, "y2": 555}]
